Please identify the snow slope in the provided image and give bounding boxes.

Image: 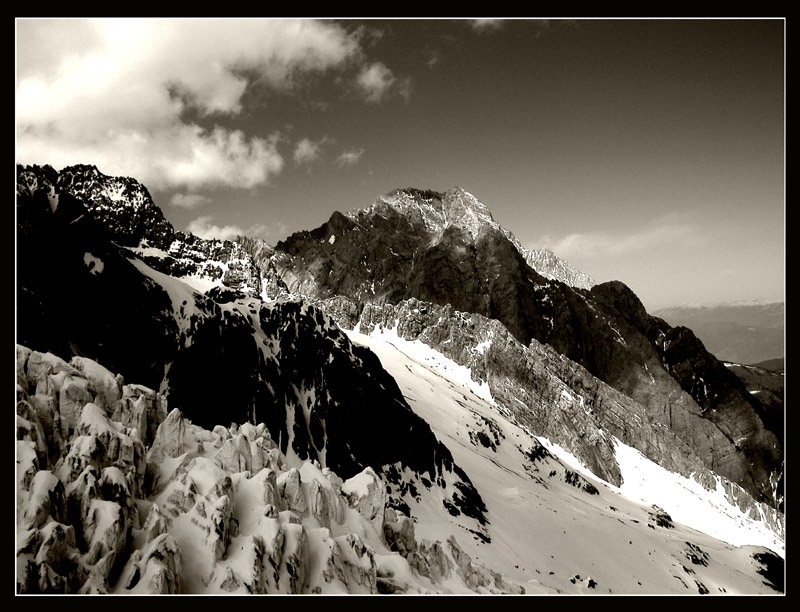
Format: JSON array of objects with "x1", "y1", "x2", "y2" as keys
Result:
[{"x1": 347, "y1": 327, "x2": 784, "y2": 594}]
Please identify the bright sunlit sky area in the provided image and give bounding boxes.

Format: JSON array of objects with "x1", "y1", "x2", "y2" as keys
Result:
[{"x1": 15, "y1": 18, "x2": 785, "y2": 311}]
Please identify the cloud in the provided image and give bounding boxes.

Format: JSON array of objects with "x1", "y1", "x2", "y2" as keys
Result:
[
  {"x1": 292, "y1": 136, "x2": 333, "y2": 165},
  {"x1": 538, "y1": 214, "x2": 699, "y2": 261},
  {"x1": 186, "y1": 215, "x2": 286, "y2": 242},
  {"x1": 16, "y1": 18, "x2": 364, "y2": 190},
  {"x1": 185, "y1": 216, "x2": 246, "y2": 241},
  {"x1": 336, "y1": 148, "x2": 365, "y2": 167},
  {"x1": 170, "y1": 193, "x2": 211, "y2": 209},
  {"x1": 356, "y1": 61, "x2": 410, "y2": 103},
  {"x1": 469, "y1": 19, "x2": 504, "y2": 33},
  {"x1": 469, "y1": 18, "x2": 555, "y2": 37},
  {"x1": 240, "y1": 221, "x2": 288, "y2": 242},
  {"x1": 425, "y1": 49, "x2": 442, "y2": 70}
]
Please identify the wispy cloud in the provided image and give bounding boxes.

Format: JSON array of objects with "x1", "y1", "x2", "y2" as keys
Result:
[
  {"x1": 469, "y1": 19, "x2": 504, "y2": 33},
  {"x1": 185, "y1": 215, "x2": 286, "y2": 242},
  {"x1": 243, "y1": 221, "x2": 288, "y2": 242},
  {"x1": 356, "y1": 61, "x2": 411, "y2": 103},
  {"x1": 15, "y1": 19, "x2": 390, "y2": 190},
  {"x1": 185, "y1": 216, "x2": 246, "y2": 241},
  {"x1": 538, "y1": 213, "x2": 699, "y2": 261},
  {"x1": 336, "y1": 148, "x2": 365, "y2": 167},
  {"x1": 292, "y1": 135, "x2": 338, "y2": 166},
  {"x1": 425, "y1": 48, "x2": 442, "y2": 70},
  {"x1": 293, "y1": 137, "x2": 323, "y2": 165},
  {"x1": 170, "y1": 193, "x2": 211, "y2": 209},
  {"x1": 469, "y1": 18, "x2": 556, "y2": 37}
]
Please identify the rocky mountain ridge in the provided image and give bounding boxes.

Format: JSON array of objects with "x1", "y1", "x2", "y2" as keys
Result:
[
  {"x1": 17, "y1": 164, "x2": 173, "y2": 250},
  {"x1": 17, "y1": 164, "x2": 271, "y2": 300},
  {"x1": 16, "y1": 167, "x2": 490, "y2": 539},
  {"x1": 17, "y1": 166, "x2": 782, "y2": 514},
  {"x1": 354, "y1": 299, "x2": 783, "y2": 534},
  {"x1": 264, "y1": 186, "x2": 783, "y2": 514},
  {"x1": 15, "y1": 164, "x2": 785, "y2": 594},
  {"x1": 346, "y1": 186, "x2": 596, "y2": 289}
]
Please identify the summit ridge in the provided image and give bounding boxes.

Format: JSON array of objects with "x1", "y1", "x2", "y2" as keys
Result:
[{"x1": 345, "y1": 186, "x2": 595, "y2": 290}]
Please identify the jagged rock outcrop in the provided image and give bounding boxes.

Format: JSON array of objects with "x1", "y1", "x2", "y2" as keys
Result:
[
  {"x1": 446, "y1": 535, "x2": 525, "y2": 594},
  {"x1": 236, "y1": 235, "x2": 290, "y2": 300},
  {"x1": 136, "y1": 230, "x2": 266, "y2": 298},
  {"x1": 121, "y1": 534, "x2": 182, "y2": 594},
  {"x1": 15, "y1": 163, "x2": 260, "y2": 301}
]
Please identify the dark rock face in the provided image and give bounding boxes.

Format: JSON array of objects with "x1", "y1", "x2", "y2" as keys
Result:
[
  {"x1": 584, "y1": 282, "x2": 783, "y2": 511},
  {"x1": 17, "y1": 164, "x2": 268, "y2": 299},
  {"x1": 16, "y1": 171, "x2": 487, "y2": 528},
  {"x1": 656, "y1": 325, "x2": 783, "y2": 507},
  {"x1": 18, "y1": 163, "x2": 174, "y2": 249},
  {"x1": 17, "y1": 180, "x2": 178, "y2": 388},
  {"x1": 164, "y1": 295, "x2": 461, "y2": 486},
  {"x1": 272, "y1": 189, "x2": 566, "y2": 347},
  {"x1": 269, "y1": 188, "x2": 783, "y2": 512},
  {"x1": 725, "y1": 363, "x2": 784, "y2": 443}
]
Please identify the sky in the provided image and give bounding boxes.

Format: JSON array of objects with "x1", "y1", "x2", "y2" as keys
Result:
[{"x1": 15, "y1": 18, "x2": 785, "y2": 311}]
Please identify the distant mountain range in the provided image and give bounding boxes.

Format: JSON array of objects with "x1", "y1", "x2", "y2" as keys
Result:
[
  {"x1": 652, "y1": 301, "x2": 784, "y2": 366},
  {"x1": 15, "y1": 164, "x2": 784, "y2": 595}
]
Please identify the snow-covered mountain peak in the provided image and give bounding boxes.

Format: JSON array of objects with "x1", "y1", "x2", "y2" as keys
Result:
[
  {"x1": 344, "y1": 186, "x2": 595, "y2": 290},
  {"x1": 349, "y1": 186, "x2": 499, "y2": 239}
]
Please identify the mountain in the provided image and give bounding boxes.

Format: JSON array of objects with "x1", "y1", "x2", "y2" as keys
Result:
[
  {"x1": 264, "y1": 186, "x2": 783, "y2": 514},
  {"x1": 16, "y1": 167, "x2": 486, "y2": 531},
  {"x1": 270, "y1": 187, "x2": 596, "y2": 326},
  {"x1": 652, "y1": 301, "x2": 784, "y2": 366},
  {"x1": 17, "y1": 163, "x2": 274, "y2": 300},
  {"x1": 15, "y1": 165, "x2": 785, "y2": 594}
]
